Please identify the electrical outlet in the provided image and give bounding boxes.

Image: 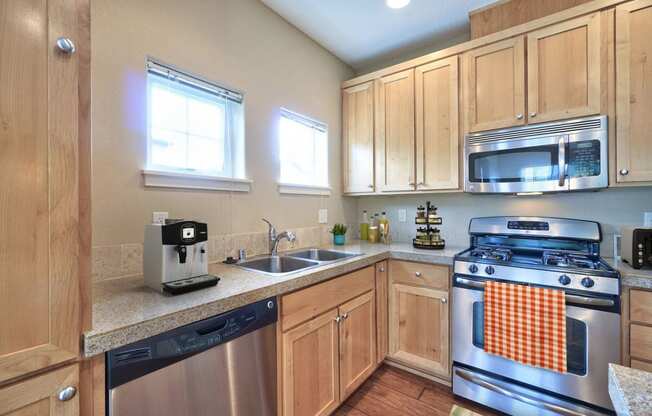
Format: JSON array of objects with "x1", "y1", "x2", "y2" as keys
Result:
[
  {"x1": 645, "y1": 212, "x2": 652, "y2": 227},
  {"x1": 318, "y1": 209, "x2": 328, "y2": 224},
  {"x1": 398, "y1": 209, "x2": 407, "y2": 223},
  {"x1": 152, "y1": 211, "x2": 168, "y2": 225}
]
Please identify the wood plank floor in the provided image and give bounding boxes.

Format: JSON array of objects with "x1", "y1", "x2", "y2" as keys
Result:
[{"x1": 335, "y1": 365, "x2": 502, "y2": 416}]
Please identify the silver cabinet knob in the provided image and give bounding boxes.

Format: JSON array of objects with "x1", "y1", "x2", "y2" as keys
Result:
[
  {"x1": 58, "y1": 386, "x2": 77, "y2": 402},
  {"x1": 529, "y1": 112, "x2": 537, "y2": 117},
  {"x1": 620, "y1": 169, "x2": 629, "y2": 176},
  {"x1": 441, "y1": 298, "x2": 447, "y2": 304},
  {"x1": 415, "y1": 272, "x2": 422, "y2": 277},
  {"x1": 379, "y1": 267, "x2": 385, "y2": 272},
  {"x1": 342, "y1": 312, "x2": 349, "y2": 320},
  {"x1": 334, "y1": 316, "x2": 342, "y2": 323},
  {"x1": 56, "y1": 37, "x2": 76, "y2": 54},
  {"x1": 516, "y1": 114, "x2": 524, "y2": 120}
]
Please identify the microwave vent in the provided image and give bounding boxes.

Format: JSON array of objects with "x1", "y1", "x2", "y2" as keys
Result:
[{"x1": 466, "y1": 116, "x2": 605, "y2": 146}]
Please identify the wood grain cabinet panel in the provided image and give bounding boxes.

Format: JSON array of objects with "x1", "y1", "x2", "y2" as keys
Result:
[
  {"x1": 630, "y1": 289, "x2": 652, "y2": 324},
  {"x1": 527, "y1": 13, "x2": 602, "y2": 123},
  {"x1": 342, "y1": 82, "x2": 375, "y2": 193},
  {"x1": 464, "y1": 36, "x2": 526, "y2": 132},
  {"x1": 375, "y1": 69, "x2": 416, "y2": 192},
  {"x1": 389, "y1": 284, "x2": 450, "y2": 378},
  {"x1": 0, "y1": 0, "x2": 81, "y2": 384},
  {"x1": 0, "y1": 364, "x2": 79, "y2": 416},
  {"x1": 375, "y1": 261, "x2": 389, "y2": 364},
  {"x1": 415, "y1": 57, "x2": 460, "y2": 191},
  {"x1": 339, "y1": 292, "x2": 376, "y2": 400},
  {"x1": 630, "y1": 324, "x2": 652, "y2": 362},
  {"x1": 388, "y1": 260, "x2": 449, "y2": 291},
  {"x1": 615, "y1": 0, "x2": 652, "y2": 183},
  {"x1": 281, "y1": 309, "x2": 340, "y2": 416}
]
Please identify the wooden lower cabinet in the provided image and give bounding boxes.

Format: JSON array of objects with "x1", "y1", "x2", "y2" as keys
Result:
[
  {"x1": 0, "y1": 364, "x2": 79, "y2": 416},
  {"x1": 339, "y1": 291, "x2": 376, "y2": 400}
]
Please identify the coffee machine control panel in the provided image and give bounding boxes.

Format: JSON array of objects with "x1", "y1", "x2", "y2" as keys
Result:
[{"x1": 161, "y1": 221, "x2": 208, "y2": 245}]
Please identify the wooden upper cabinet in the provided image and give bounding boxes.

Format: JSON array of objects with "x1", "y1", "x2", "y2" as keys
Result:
[
  {"x1": 464, "y1": 36, "x2": 526, "y2": 132},
  {"x1": 375, "y1": 69, "x2": 415, "y2": 192},
  {"x1": 0, "y1": 364, "x2": 79, "y2": 416},
  {"x1": 0, "y1": 0, "x2": 81, "y2": 384},
  {"x1": 615, "y1": 0, "x2": 652, "y2": 183},
  {"x1": 342, "y1": 82, "x2": 375, "y2": 193},
  {"x1": 527, "y1": 13, "x2": 602, "y2": 124},
  {"x1": 415, "y1": 56, "x2": 459, "y2": 191},
  {"x1": 338, "y1": 291, "x2": 376, "y2": 400},
  {"x1": 281, "y1": 309, "x2": 340, "y2": 416}
]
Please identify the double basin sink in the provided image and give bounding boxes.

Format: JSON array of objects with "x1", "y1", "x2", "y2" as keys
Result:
[{"x1": 237, "y1": 248, "x2": 359, "y2": 276}]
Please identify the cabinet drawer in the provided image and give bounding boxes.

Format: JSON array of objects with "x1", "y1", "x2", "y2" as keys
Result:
[
  {"x1": 631, "y1": 290, "x2": 652, "y2": 325},
  {"x1": 389, "y1": 260, "x2": 449, "y2": 290},
  {"x1": 630, "y1": 324, "x2": 652, "y2": 362},
  {"x1": 281, "y1": 266, "x2": 375, "y2": 331}
]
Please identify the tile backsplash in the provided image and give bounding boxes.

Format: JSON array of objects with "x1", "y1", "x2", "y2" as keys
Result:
[{"x1": 92, "y1": 225, "x2": 347, "y2": 282}]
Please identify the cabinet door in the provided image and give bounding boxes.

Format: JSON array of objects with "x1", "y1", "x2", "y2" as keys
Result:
[
  {"x1": 389, "y1": 284, "x2": 449, "y2": 378},
  {"x1": 465, "y1": 36, "x2": 526, "y2": 132},
  {"x1": 376, "y1": 69, "x2": 415, "y2": 192},
  {"x1": 415, "y1": 56, "x2": 459, "y2": 191},
  {"x1": 527, "y1": 13, "x2": 602, "y2": 124},
  {"x1": 282, "y1": 309, "x2": 340, "y2": 416},
  {"x1": 375, "y1": 261, "x2": 389, "y2": 364},
  {"x1": 342, "y1": 82, "x2": 375, "y2": 193},
  {"x1": 615, "y1": 0, "x2": 652, "y2": 183},
  {"x1": 339, "y1": 291, "x2": 376, "y2": 400},
  {"x1": 0, "y1": 0, "x2": 80, "y2": 384},
  {"x1": 0, "y1": 364, "x2": 79, "y2": 416}
]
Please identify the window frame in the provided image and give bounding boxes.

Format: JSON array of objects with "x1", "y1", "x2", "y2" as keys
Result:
[
  {"x1": 142, "y1": 57, "x2": 250, "y2": 192},
  {"x1": 277, "y1": 108, "x2": 331, "y2": 196}
]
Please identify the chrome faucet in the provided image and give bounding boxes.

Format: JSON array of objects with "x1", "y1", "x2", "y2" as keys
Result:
[{"x1": 262, "y1": 219, "x2": 296, "y2": 256}]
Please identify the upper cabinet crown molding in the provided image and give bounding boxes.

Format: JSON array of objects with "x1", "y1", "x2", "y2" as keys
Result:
[
  {"x1": 527, "y1": 13, "x2": 603, "y2": 123},
  {"x1": 615, "y1": 0, "x2": 652, "y2": 183}
]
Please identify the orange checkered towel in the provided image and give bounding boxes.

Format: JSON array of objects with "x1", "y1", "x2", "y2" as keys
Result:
[{"x1": 484, "y1": 281, "x2": 567, "y2": 373}]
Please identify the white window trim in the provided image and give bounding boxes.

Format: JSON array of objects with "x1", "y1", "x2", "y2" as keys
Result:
[
  {"x1": 277, "y1": 182, "x2": 331, "y2": 196},
  {"x1": 143, "y1": 169, "x2": 252, "y2": 192}
]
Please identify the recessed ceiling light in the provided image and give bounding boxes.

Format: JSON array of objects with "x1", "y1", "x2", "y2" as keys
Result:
[{"x1": 386, "y1": 0, "x2": 410, "y2": 9}]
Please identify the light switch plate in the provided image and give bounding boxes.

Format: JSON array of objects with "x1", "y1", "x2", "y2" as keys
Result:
[
  {"x1": 318, "y1": 209, "x2": 328, "y2": 224},
  {"x1": 644, "y1": 212, "x2": 652, "y2": 227},
  {"x1": 153, "y1": 211, "x2": 168, "y2": 225},
  {"x1": 398, "y1": 209, "x2": 407, "y2": 223}
]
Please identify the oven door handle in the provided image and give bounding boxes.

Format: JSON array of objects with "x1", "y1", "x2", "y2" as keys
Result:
[
  {"x1": 455, "y1": 368, "x2": 586, "y2": 416},
  {"x1": 454, "y1": 277, "x2": 615, "y2": 307}
]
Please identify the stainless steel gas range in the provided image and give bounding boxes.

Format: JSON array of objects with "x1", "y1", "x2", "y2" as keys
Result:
[{"x1": 452, "y1": 217, "x2": 620, "y2": 416}]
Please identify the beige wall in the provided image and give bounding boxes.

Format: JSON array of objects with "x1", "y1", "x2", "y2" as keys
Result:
[{"x1": 91, "y1": 0, "x2": 356, "y2": 247}]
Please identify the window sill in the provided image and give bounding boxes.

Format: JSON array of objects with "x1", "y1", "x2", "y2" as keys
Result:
[
  {"x1": 142, "y1": 169, "x2": 252, "y2": 192},
  {"x1": 278, "y1": 182, "x2": 331, "y2": 196}
]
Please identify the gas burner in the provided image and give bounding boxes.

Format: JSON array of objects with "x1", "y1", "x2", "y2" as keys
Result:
[
  {"x1": 542, "y1": 251, "x2": 598, "y2": 270},
  {"x1": 470, "y1": 247, "x2": 512, "y2": 262}
]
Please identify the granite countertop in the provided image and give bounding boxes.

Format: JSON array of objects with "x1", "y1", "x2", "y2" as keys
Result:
[
  {"x1": 84, "y1": 241, "x2": 464, "y2": 357},
  {"x1": 609, "y1": 364, "x2": 652, "y2": 416},
  {"x1": 606, "y1": 259, "x2": 652, "y2": 290}
]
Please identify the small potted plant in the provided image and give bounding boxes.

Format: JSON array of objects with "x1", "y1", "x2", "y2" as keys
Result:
[{"x1": 330, "y1": 223, "x2": 347, "y2": 246}]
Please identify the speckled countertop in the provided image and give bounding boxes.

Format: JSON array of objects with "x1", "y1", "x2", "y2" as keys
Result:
[
  {"x1": 84, "y1": 242, "x2": 463, "y2": 357},
  {"x1": 609, "y1": 364, "x2": 652, "y2": 416},
  {"x1": 607, "y1": 259, "x2": 652, "y2": 289}
]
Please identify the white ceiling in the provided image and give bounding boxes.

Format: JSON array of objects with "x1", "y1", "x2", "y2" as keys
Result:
[{"x1": 261, "y1": 0, "x2": 496, "y2": 72}]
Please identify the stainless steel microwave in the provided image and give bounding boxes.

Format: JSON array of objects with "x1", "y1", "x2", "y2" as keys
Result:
[{"x1": 464, "y1": 115, "x2": 608, "y2": 194}]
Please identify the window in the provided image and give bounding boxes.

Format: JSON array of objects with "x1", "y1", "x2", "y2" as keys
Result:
[
  {"x1": 278, "y1": 108, "x2": 329, "y2": 195},
  {"x1": 144, "y1": 58, "x2": 249, "y2": 191}
]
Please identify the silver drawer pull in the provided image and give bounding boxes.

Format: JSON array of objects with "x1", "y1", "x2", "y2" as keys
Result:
[
  {"x1": 454, "y1": 277, "x2": 615, "y2": 307},
  {"x1": 441, "y1": 297, "x2": 447, "y2": 304},
  {"x1": 415, "y1": 272, "x2": 422, "y2": 277},
  {"x1": 58, "y1": 386, "x2": 77, "y2": 402},
  {"x1": 56, "y1": 37, "x2": 76, "y2": 54}
]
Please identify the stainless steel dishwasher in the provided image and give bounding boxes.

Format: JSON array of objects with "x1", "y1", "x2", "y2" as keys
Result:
[{"x1": 106, "y1": 297, "x2": 277, "y2": 416}]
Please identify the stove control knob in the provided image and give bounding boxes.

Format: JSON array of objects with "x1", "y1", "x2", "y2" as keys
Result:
[
  {"x1": 468, "y1": 264, "x2": 479, "y2": 274},
  {"x1": 558, "y1": 275, "x2": 571, "y2": 285},
  {"x1": 485, "y1": 266, "x2": 495, "y2": 275},
  {"x1": 581, "y1": 277, "x2": 595, "y2": 288}
]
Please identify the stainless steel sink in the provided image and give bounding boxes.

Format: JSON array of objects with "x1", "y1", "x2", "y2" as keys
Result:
[
  {"x1": 285, "y1": 248, "x2": 358, "y2": 262},
  {"x1": 237, "y1": 256, "x2": 319, "y2": 276}
]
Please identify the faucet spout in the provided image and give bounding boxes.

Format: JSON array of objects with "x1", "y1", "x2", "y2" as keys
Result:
[{"x1": 262, "y1": 219, "x2": 295, "y2": 255}]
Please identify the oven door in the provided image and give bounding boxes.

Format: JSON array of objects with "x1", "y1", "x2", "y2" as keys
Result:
[
  {"x1": 452, "y1": 276, "x2": 620, "y2": 411},
  {"x1": 465, "y1": 135, "x2": 569, "y2": 194}
]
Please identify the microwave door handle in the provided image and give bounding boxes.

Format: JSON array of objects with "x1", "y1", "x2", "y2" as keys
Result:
[{"x1": 558, "y1": 136, "x2": 567, "y2": 187}]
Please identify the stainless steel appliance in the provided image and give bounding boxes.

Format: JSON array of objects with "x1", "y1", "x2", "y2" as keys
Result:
[
  {"x1": 621, "y1": 226, "x2": 652, "y2": 269},
  {"x1": 464, "y1": 115, "x2": 608, "y2": 194},
  {"x1": 452, "y1": 217, "x2": 620, "y2": 416},
  {"x1": 143, "y1": 220, "x2": 218, "y2": 294},
  {"x1": 107, "y1": 298, "x2": 277, "y2": 416}
]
